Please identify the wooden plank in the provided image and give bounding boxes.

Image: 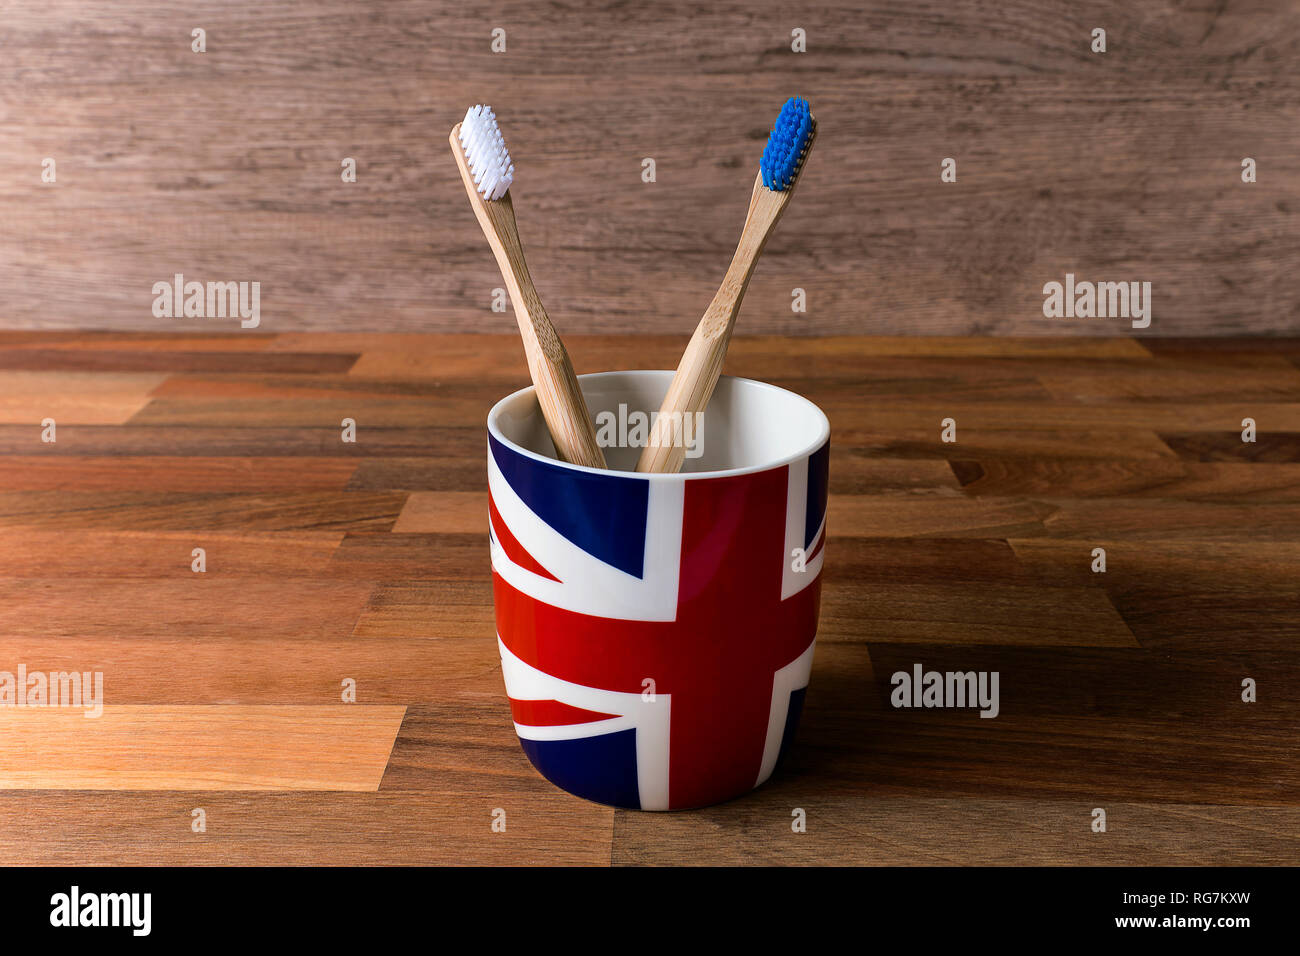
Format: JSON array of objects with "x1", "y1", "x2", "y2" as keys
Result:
[
  {"x1": 1009, "y1": 539, "x2": 1300, "y2": 593},
  {"x1": 0, "y1": 579, "x2": 373, "y2": 638},
  {"x1": 1160, "y1": 432, "x2": 1300, "y2": 463},
  {"x1": 0, "y1": 491, "x2": 407, "y2": 531},
  {"x1": 827, "y1": 455, "x2": 963, "y2": 494},
  {"x1": 0, "y1": 349, "x2": 357, "y2": 373},
  {"x1": 379, "y1": 701, "x2": 561, "y2": 794},
  {"x1": 828, "y1": 495, "x2": 1051, "y2": 537},
  {"x1": 0, "y1": 424, "x2": 483, "y2": 457},
  {"x1": 1038, "y1": 499, "x2": 1300, "y2": 540},
  {"x1": 832, "y1": 426, "x2": 1177, "y2": 461},
  {"x1": 327, "y1": 532, "x2": 491, "y2": 580},
  {"x1": 1110, "y1": 590, "x2": 1300, "y2": 653},
  {"x1": 1011, "y1": 542, "x2": 1300, "y2": 654},
  {"x1": 148, "y1": 372, "x2": 500, "y2": 401},
  {"x1": 823, "y1": 537, "x2": 1028, "y2": 585},
  {"x1": 0, "y1": 706, "x2": 406, "y2": 791},
  {"x1": 0, "y1": 529, "x2": 343, "y2": 577},
  {"x1": 350, "y1": 582, "x2": 494, "y2": 639},
  {"x1": 1038, "y1": 359, "x2": 1300, "y2": 402},
  {"x1": 612, "y1": 799, "x2": 1300, "y2": 865},
  {"x1": 1141, "y1": 338, "x2": 1300, "y2": 359},
  {"x1": 129, "y1": 395, "x2": 495, "y2": 428},
  {"x1": 0, "y1": 456, "x2": 358, "y2": 491},
  {"x1": 0, "y1": 371, "x2": 166, "y2": 424},
  {"x1": 725, "y1": 336, "x2": 1154, "y2": 360},
  {"x1": 347, "y1": 335, "x2": 539, "y2": 382},
  {"x1": 0, "y1": 332, "x2": 280, "y2": 352},
  {"x1": 346, "y1": 458, "x2": 490, "y2": 492},
  {"x1": 344, "y1": 334, "x2": 1154, "y2": 381},
  {"x1": 790, "y1": 710, "x2": 1300, "y2": 806},
  {"x1": 0, "y1": 791, "x2": 612, "y2": 865},
  {"x1": 860, "y1": 643, "x2": 1296, "y2": 721},
  {"x1": 770, "y1": 372, "x2": 1053, "y2": 403},
  {"x1": 787, "y1": 648, "x2": 1295, "y2": 807},
  {"x1": 825, "y1": 402, "x2": 1300, "y2": 433},
  {"x1": 392, "y1": 492, "x2": 489, "y2": 534},
  {"x1": 0, "y1": 633, "x2": 502, "y2": 703},
  {"x1": 820, "y1": 581, "x2": 1137, "y2": 647},
  {"x1": 951, "y1": 458, "x2": 1300, "y2": 501}
]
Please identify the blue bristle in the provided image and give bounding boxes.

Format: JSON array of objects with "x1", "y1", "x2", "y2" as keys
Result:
[{"x1": 760, "y1": 97, "x2": 813, "y2": 191}]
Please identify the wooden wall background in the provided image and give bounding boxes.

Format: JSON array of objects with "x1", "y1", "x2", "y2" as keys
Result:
[{"x1": 1, "y1": 0, "x2": 1298, "y2": 336}]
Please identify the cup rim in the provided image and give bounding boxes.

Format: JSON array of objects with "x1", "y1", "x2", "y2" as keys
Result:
[{"x1": 487, "y1": 369, "x2": 831, "y2": 481}]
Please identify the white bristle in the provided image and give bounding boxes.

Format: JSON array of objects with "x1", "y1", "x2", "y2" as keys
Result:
[{"x1": 458, "y1": 104, "x2": 514, "y2": 201}]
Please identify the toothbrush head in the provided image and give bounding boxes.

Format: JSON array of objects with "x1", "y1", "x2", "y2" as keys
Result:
[
  {"x1": 458, "y1": 105, "x2": 515, "y2": 201},
  {"x1": 759, "y1": 97, "x2": 815, "y2": 192}
]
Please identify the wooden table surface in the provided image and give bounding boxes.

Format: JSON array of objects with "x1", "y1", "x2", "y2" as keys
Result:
[{"x1": 0, "y1": 331, "x2": 1297, "y2": 865}]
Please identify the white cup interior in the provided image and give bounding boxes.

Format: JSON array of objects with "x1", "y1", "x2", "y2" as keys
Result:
[{"x1": 488, "y1": 370, "x2": 830, "y2": 477}]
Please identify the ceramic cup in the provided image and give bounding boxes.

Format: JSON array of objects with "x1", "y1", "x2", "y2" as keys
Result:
[{"x1": 488, "y1": 370, "x2": 829, "y2": 810}]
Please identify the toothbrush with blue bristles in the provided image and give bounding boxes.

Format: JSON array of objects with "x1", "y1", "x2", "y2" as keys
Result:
[{"x1": 636, "y1": 97, "x2": 818, "y2": 474}]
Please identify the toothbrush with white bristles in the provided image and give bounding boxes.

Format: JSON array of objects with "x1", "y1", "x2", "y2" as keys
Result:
[
  {"x1": 636, "y1": 97, "x2": 818, "y2": 474},
  {"x1": 450, "y1": 105, "x2": 607, "y2": 469}
]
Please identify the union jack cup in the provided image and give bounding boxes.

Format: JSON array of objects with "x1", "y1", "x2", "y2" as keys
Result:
[{"x1": 488, "y1": 370, "x2": 830, "y2": 810}]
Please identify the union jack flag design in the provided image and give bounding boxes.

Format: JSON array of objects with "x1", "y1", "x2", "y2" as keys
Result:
[{"x1": 489, "y1": 433, "x2": 829, "y2": 810}]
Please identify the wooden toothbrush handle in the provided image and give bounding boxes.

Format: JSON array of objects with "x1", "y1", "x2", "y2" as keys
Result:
[
  {"x1": 519, "y1": 311, "x2": 608, "y2": 470},
  {"x1": 635, "y1": 302, "x2": 734, "y2": 475},
  {"x1": 449, "y1": 125, "x2": 606, "y2": 469},
  {"x1": 636, "y1": 175, "x2": 792, "y2": 474},
  {"x1": 491, "y1": 200, "x2": 607, "y2": 469}
]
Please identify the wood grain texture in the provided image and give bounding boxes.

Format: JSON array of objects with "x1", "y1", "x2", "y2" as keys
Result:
[
  {"x1": 0, "y1": 456, "x2": 359, "y2": 492},
  {"x1": 0, "y1": 371, "x2": 166, "y2": 424},
  {"x1": 0, "y1": 706, "x2": 406, "y2": 790},
  {"x1": 0, "y1": 579, "x2": 374, "y2": 637},
  {"x1": 2, "y1": 2, "x2": 1297, "y2": 335},
  {"x1": 612, "y1": 799, "x2": 1300, "y2": 866},
  {"x1": 0, "y1": 331, "x2": 1295, "y2": 866},
  {"x1": 0, "y1": 792, "x2": 613, "y2": 866}
]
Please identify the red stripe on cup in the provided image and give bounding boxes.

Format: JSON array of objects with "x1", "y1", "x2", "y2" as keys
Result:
[
  {"x1": 489, "y1": 491, "x2": 561, "y2": 582},
  {"x1": 509, "y1": 697, "x2": 620, "y2": 727}
]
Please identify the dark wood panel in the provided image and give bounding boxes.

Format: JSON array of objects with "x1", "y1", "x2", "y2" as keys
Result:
[
  {"x1": 1160, "y1": 432, "x2": 1300, "y2": 463},
  {"x1": 0, "y1": 578, "x2": 374, "y2": 638},
  {"x1": 0, "y1": 490, "x2": 408, "y2": 531},
  {"x1": 612, "y1": 798, "x2": 1300, "y2": 866},
  {"x1": 0, "y1": 424, "x2": 483, "y2": 457},
  {"x1": 2, "y1": 2, "x2": 1297, "y2": 334},
  {"x1": 327, "y1": 532, "x2": 491, "y2": 580},
  {"x1": 0, "y1": 347, "x2": 357, "y2": 373},
  {"x1": 0, "y1": 792, "x2": 612, "y2": 866},
  {"x1": 820, "y1": 580, "x2": 1136, "y2": 646},
  {"x1": 1038, "y1": 498, "x2": 1300, "y2": 540},
  {"x1": 0, "y1": 529, "x2": 343, "y2": 576},
  {"x1": 952, "y1": 458, "x2": 1300, "y2": 501},
  {"x1": 0, "y1": 456, "x2": 358, "y2": 491}
]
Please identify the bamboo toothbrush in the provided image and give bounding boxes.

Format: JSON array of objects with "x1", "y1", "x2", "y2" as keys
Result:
[
  {"x1": 636, "y1": 97, "x2": 817, "y2": 474},
  {"x1": 450, "y1": 105, "x2": 607, "y2": 469}
]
